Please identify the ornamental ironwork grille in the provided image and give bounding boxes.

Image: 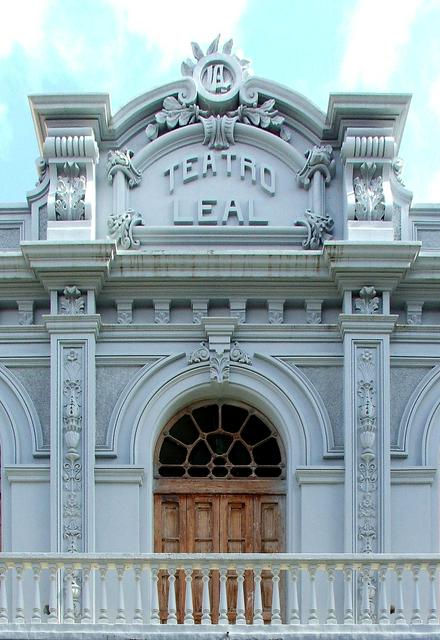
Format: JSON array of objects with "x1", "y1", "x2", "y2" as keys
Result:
[{"x1": 155, "y1": 402, "x2": 285, "y2": 479}]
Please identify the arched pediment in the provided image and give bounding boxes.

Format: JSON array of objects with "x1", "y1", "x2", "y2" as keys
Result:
[{"x1": 107, "y1": 350, "x2": 333, "y2": 467}]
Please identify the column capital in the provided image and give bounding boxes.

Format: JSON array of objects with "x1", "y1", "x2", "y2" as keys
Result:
[
  {"x1": 338, "y1": 314, "x2": 398, "y2": 338},
  {"x1": 43, "y1": 314, "x2": 101, "y2": 337}
]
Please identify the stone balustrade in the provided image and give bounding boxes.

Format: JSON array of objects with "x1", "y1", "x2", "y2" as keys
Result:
[{"x1": 0, "y1": 553, "x2": 438, "y2": 630}]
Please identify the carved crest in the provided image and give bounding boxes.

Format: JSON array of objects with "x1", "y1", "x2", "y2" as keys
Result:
[{"x1": 145, "y1": 36, "x2": 290, "y2": 150}]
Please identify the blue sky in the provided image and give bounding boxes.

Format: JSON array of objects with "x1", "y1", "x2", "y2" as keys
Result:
[{"x1": 1, "y1": 0, "x2": 439, "y2": 204}]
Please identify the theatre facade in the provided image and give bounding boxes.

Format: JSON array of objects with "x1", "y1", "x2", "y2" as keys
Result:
[{"x1": 1, "y1": 36, "x2": 440, "y2": 636}]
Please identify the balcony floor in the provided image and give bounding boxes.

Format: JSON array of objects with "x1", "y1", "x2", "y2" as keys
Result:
[{"x1": 1, "y1": 625, "x2": 440, "y2": 640}]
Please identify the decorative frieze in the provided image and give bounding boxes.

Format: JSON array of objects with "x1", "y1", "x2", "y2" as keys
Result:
[
  {"x1": 406, "y1": 302, "x2": 423, "y2": 325},
  {"x1": 230, "y1": 299, "x2": 246, "y2": 324},
  {"x1": 154, "y1": 300, "x2": 170, "y2": 325},
  {"x1": 107, "y1": 149, "x2": 142, "y2": 188},
  {"x1": 305, "y1": 300, "x2": 322, "y2": 325},
  {"x1": 354, "y1": 287, "x2": 380, "y2": 315},
  {"x1": 59, "y1": 286, "x2": 85, "y2": 315},
  {"x1": 192, "y1": 299, "x2": 208, "y2": 324},
  {"x1": 107, "y1": 210, "x2": 143, "y2": 249},
  {"x1": 268, "y1": 299, "x2": 284, "y2": 324},
  {"x1": 17, "y1": 300, "x2": 34, "y2": 326},
  {"x1": 116, "y1": 300, "x2": 133, "y2": 325}
]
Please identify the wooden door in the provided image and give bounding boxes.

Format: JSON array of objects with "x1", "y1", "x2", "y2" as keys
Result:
[{"x1": 154, "y1": 492, "x2": 284, "y2": 623}]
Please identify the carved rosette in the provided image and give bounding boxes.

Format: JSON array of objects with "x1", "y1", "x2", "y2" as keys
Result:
[
  {"x1": 62, "y1": 348, "x2": 83, "y2": 554},
  {"x1": 357, "y1": 349, "x2": 377, "y2": 555}
]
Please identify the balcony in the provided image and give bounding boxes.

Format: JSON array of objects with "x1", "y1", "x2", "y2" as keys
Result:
[{"x1": 0, "y1": 553, "x2": 438, "y2": 637}]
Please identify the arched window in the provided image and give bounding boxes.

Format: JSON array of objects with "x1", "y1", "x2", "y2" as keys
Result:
[{"x1": 155, "y1": 402, "x2": 285, "y2": 479}]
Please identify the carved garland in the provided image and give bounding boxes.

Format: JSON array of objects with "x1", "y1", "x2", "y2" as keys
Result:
[
  {"x1": 357, "y1": 348, "x2": 377, "y2": 555},
  {"x1": 62, "y1": 348, "x2": 83, "y2": 554}
]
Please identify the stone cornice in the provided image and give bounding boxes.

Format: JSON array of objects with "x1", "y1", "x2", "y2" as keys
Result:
[
  {"x1": 324, "y1": 241, "x2": 420, "y2": 291},
  {"x1": 21, "y1": 241, "x2": 115, "y2": 291},
  {"x1": 43, "y1": 314, "x2": 102, "y2": 337},
  {"x1": 29, "y1": 86, "x2": 411, "y2": 150},
  {"x1": 338, "y1": 314, "x2": 399, "y2": 337}
]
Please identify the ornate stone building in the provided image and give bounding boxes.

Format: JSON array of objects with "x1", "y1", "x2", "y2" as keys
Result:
[{"x1": 0, "y1": 36, "x2": 440, "y2": 636}]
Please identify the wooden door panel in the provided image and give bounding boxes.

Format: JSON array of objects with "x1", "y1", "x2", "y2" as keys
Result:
[
  {"x1": 154, "y1": 491, "x2": 284, "y2": 624},
  {"x1": 254, "y1": 496, "x2": 284, "y2": 622},
  {"x1": 187, "y1": 496, "x2": 220, "y2": 623},
  {"x1": 154, "y1": 495, "x2": 187, "y2": 623},
  {"x1": 219, "y1": 496, "x2": 254, "y2": 623}
]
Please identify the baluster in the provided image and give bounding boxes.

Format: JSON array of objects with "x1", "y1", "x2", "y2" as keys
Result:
[
  {"x1": 15, "y1": 564, "x2": 24, "y2": 623},
  {"x1": 81, "y1": 565, "x2": 92, "y2": 624},
  {"x1": 183, "y1": 567, "x2": 194, "y2": 625},
  {"x1": 64, "y1": 565, "x2": 74, "y2": 623},
  {"x1": 64, "y1": 565, "x2": 75, "y2": 623},
  {"x1": 98, "y1": 566, "x2": 108, "y2": 623},
  {"x1": 395, "y1": 565, "x2": 406, "y2": 624},
  {"x1": 218, "y1": 567, "x2": 228, "y2": 625},
  {"x1": 253, "y1": 567, "x2": 263, "y2": 625},
  {"x1": 133, "y1": 565, "x2": 143, "y2": 623},
  {"x1": 31, "y1": 564, "x2": 42, "y2": 623},
  {"x1": 150, "y1": 567, "x2": 160, "y2": 625},
  {"x1": 360, "y1": 566, "x2": 372, "y2": 624},
  {"x1": 116, "y1": 565, "x2": 126, "y2": 623},
  {"x1": 308, "y1": 565, "x2": 318, "y2": 624},
  {"x1": 271, "y1": 565, "x2": 281, "y2": 624},
  {"x1": 167, "y1": 566, "x2": 177, "y2": 624},
  {"x1": 428, "y1": 564, "x2": 438, "y2": 624},
  {"x1": 326, "y1": 565, "x2": 337, "y2": 624},
  {"x1": 48, "y1": 564, "x2": 58, "y2": 623},
  {"x1": 0, "y1": 564, "x2": 8, "y2": 623},
  {"x1": 289, "y1": 565, "x2": 300, "y2": 624},
  {"x1": 378, "y1": 565, "x2": 390, "y2": 624},
  {"x1": 411, "y1": 565, "x2": 422, "y2": 624},
  {"x1": 201, "y1": 566, "x2": 212, "y2": 625},
  {"x1": 343, "y1": 566, "x2": 353, "y2": 624}
]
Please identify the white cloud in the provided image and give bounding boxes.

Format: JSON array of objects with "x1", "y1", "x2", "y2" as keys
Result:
[
  {"x1": 425, "y1": 168, "x2": 440, "y2": 203},
  {"x1": 339, "y1": 0, "x2": 423, "y2": 89},
  {"x1": 103, "y1": 0, "x2": 248, "y2": 70},
  {"x1": 0, "y1": 0, "x2": 50, "y2": 58},
  {"x1": 0, "y1": 104, "x2": 13, "y2": 158},
  {"x1": 429, "y1": 74, "x2": 440, "y2": 122}
]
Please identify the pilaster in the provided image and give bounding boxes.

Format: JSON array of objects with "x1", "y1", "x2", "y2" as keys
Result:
[
  {"x1": 45, "y1": 308, "x2": 100, "y2": 557},
  {"x1": 340, "y1": 313, "x2": 397, "y2": 556}
]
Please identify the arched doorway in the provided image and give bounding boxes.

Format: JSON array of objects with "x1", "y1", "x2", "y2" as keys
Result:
[{"x1": 154, "y1": 401, "x2": 286, "y2": 623}]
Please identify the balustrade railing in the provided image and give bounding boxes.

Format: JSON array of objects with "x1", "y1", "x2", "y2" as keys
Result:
[{"x1": 0, "y1": 553, "x2": 438, "y2": 628}]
